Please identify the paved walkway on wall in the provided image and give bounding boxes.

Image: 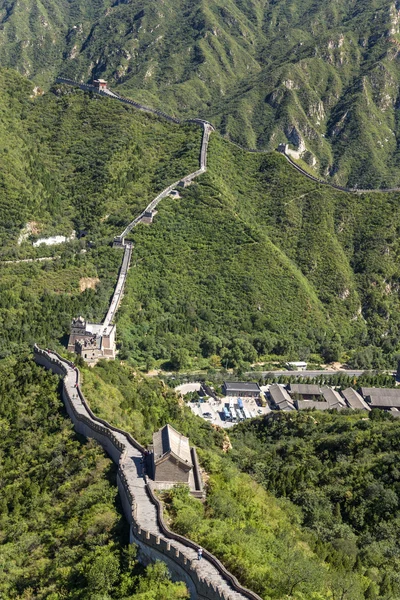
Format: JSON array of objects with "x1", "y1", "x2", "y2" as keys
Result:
[
  {"x1": 100, "y1": 121, "x2": 212, "y2": 331},
  {"x1": 37, "y1": 347, "x2": 258, "y2": 600},
  {"x1": 54, "y1": 80, "x2": 213, "y2": 336},
  {"x1": 280, "y1": 151, "x2": 400, "y2": 194},
  {"x1": 118, "y1": 123, "x2": 212, "y2": 241},
  {"x1": 102, "y1": 242, "x2": 132, "y2": 330}
]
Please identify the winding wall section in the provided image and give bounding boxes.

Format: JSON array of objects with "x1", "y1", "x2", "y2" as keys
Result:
[
  {"x1": 117, "y1": 122, "x2": 212, "y2": 242},
  {"x1": 97, "y1": 95, "x2": 212, "y2": 329},
  {"x1": 278, "y1": 150, "x2": 400, "y2": 194},
  {"x1": 33, "y1": 345, "x2": 263, "y2": 600},
  {"x1": 55, "y1": 77, "x2": 400, "y2": 194}
]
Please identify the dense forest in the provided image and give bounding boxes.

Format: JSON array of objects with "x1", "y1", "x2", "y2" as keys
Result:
[
  {"x1": 117, "y1": 135, "x2": 400, "y2": 370},
  {"x1": 0, "y1": 356, "x2": 188, "y2": 599},
  {"x1": 2, "y1": 71, "x2": 400, "y2": 368},
  {"x1": 0, "y1": 69, "x2": 199, "y2": 359},
  {"x1": 2, "y1": 71, "x2": 400, "y2": 369},
  {"x1": 79, "y1": 358, "x2": 399, "y2": 600},
  {"x1": 230, "y1": 410, "x2": 400, "y2": 599}
]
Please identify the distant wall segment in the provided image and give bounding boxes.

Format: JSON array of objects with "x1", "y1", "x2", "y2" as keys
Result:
[{"x1": 33, "y1": 345, "x2": 263, "y2": 600}]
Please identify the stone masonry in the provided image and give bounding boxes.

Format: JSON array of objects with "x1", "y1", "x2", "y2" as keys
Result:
[{"x1": 33, "y1": 345, "x2": 262, "y2": 600}]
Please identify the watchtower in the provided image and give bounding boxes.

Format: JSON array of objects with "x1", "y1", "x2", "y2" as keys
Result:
[
  {"x1": 93, "y1": 79, "x2": 108, "y2": 92},
  {"x1": 277, "y1": 143, "x2": 289, "y2": 154}
]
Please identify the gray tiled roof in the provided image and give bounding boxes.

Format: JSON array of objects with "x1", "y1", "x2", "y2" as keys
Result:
[
  {"x1": 153, "y1": 424, "x2": 193, "y2": 466},
  {"x1": 289, "y1": 383, "x2": 321, "y2": 396},
  {"x1": 223, "y1": 381, "x2": 260, "y2": 393},
  {"x1": 369, "y1": 397, "x2": 400, "y2": 409},
  {"x1": 295, "y1": 400, "x2": 330, "y2": 411},
  {"x1": 269, "y1": 384, "x2": 295, "y2": 410},
  {"x1": 342, "y1": 388, "x2": 371, "y2": 411},
  {"x1": 321, "y1": 387, "x2": 346, "y2": 408},
  {"x1": 361, "y1": 387, "x2": 400, "y2": 398}
]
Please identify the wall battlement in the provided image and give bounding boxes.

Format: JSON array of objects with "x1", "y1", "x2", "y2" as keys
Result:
[{"x1": 33, "y1": 345, "x2": 263, "y2": 600}]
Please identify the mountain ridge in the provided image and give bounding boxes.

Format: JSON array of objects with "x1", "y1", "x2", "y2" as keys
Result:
[{"x1": 1, "y1": 0, "x2": 400, "y2": 186}]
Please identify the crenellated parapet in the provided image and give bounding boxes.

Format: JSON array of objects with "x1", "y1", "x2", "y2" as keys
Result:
[{"x1": 33, "y1": 345, "x2": 263, "y2": 600}]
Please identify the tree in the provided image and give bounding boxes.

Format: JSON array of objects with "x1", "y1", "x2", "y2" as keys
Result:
[
  {"x1": 86, "y1": 546, "x2": 120, "y2": 594},
  {"x1": 200, "y1": 334, "x2": 222, "y2": 358},
  {"x1": 170, "y1": 348, "x2": 190, "y2": 370}
]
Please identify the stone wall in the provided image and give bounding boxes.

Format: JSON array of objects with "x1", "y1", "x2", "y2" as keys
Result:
[{"x1": 33, "y1": 345, "x2": 263, "y2": 600}]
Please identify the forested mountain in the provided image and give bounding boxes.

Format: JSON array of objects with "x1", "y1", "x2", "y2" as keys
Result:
[
  {"x1": 2, "y1": 70, "x2": 400, "y2": 368},
  {"x1": 4, "y1": 354, "x2": 397, "y2": 599},
  {"x1": 118, "y1": 135, "x2": 400, "y2": 370},
  {"x1": 0, "y1": 69, "x2": 199, "y2": 357},
  {"x1": 1, "y1": 0, "x2": 400, "y2": 185}
]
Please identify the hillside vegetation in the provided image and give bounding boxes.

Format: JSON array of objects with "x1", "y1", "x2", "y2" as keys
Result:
[
  {"x1": 231, "y1": 409, "x2": 400, "y2": 599},
  {"x1": 118, "y1": 135, "x2": 400, "y2": 370},
  {"x1": 0, "y1": 69, "x2": 199, "y2": 358},
  {"x1": 1, "y1": 0, "x2": 400, "y2": 185},
  {"x1": 2, "y1": 73, "x2": 400, "y2": 368},
  {"x1": 0, "y1": 356, "x2": 188, "y2": 599},
  {"x1": 80, "y1": 358, "x2": 397, "y2": 599}
]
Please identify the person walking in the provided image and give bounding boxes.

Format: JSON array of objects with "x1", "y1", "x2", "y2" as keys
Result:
[{"x1": 198, "y1": 547, "x2": 203, "y2": 561}]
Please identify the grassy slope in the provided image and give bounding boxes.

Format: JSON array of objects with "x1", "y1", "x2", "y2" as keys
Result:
[
  {"x1": 117, "y1": 133, "x2": 400, "y2": 367},
  {"x1": 0, "y1": 75, "x2": 200, "y2": 245}
]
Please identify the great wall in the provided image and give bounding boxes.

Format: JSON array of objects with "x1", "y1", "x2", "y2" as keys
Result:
[
  {"x1": 33, "y1": 77, "x2": 400, "y2": 598},
  {"x1": 35, "y1": 79, "x2": 263, "y2": 600},
  {"x1": 33, "y1": 345, "x2": 263, "y2": 600},
  {"x1": 61, "y1": 76, "x2": 214, "y2": 364}
]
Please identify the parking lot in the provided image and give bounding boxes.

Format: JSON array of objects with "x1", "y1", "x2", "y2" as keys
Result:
[{"x1": 187, "y1": 395, "x2": 271, "y2": 428}]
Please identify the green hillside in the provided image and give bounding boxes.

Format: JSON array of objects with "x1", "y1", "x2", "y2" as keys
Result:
[
  {"x1": 0, "y1": 356, "x2": 188, "y2": 598},
  {"x1": 0, "y1": 0, "x2": 400, "y2": 185},
  {"x1": 118, "y1": 134, "x2": 400, "y2": 369},
  {"x1": 3, "y1": 349, "x2": 394, "y2": 599},
  {"x1": 0, "y1": 69, "x2": 200, "y2": 357},
  {"x1": 1, "y1": 72, "x2": 400, "y2": 367}
]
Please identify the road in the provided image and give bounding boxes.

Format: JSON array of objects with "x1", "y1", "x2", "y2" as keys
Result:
[{"x1": 246, "y1": 369, "x2": 395, "y2": 378}]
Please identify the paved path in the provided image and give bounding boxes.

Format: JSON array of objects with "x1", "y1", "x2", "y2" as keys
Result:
[
  {"x1": 53, "y1": 80, "x2": 213, "y2": 337},
  {"x1": 118, "y1": 123, "x2": 212, "y2": 242},
  {"x1": 248, "y1": 369, "x2": 395, "y2": 378},
  {"x1": 99, "y1": 120, "x2": 212, "y2": 332},
  {"x1": 1, "y1": 256, "x2": 60, "y2": 264},
  {"x1": 102, "y1": 242, "x2": 132, "y2": 330},
  {"x1": 35, "y1": 346, "x2": 259, "y2": 600}
]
